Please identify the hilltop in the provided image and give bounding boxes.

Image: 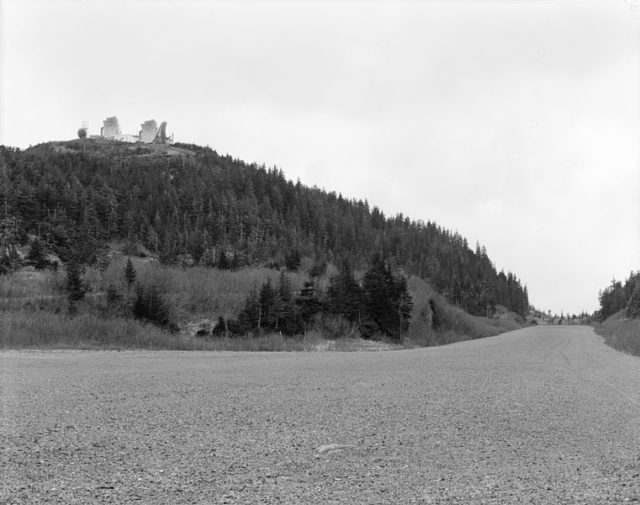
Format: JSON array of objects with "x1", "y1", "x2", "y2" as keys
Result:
[{"x1": 0, "y1": 138, "x2": 528, "y2": 348}]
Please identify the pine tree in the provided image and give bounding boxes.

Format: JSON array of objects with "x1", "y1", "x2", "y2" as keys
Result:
[
  {"x1": 27, "y1": 238, "x2": 48, "y2": 269},
  {"x1": 237, "y1": 285, "x2": 260, "y2": 333},
  {"x1": 627, "y1": 282, "x2": 640, "y2": 319},
  {"x1": 361, "y1": 253, "x2": 395, "y2": 338},
  {"x1": 258, "y1": 279, "x2": 276, "y2": 330},
  {"x1": 296, "y1": 280, "x2": 321, "y2": 326},
  {"x1": 327, "y1": 261, "x2": 362, "y2": 323},
  {"x1": 65, "y1": 261, "x2": 86, "y2": 303},
  {"x1": 276, "y1": 270, "x2": 301, "y2": 334},
  {"x1": 394, "y1": 275, "x2": 413, "y2": 333},
  {"x1": 361, "y1": 253, "x2": 412, "y2": 339},
  {"x1": 133, "y1": 284, "x2": 172, "y2": 329},
  {"x1": 284, "y1": 248, "x2": 301, "y2": 271},
  {"x1": 124, "y1": 257, "x2": 136, "y2": 286},
  {"x1": 217, "y1": 249, "x2": 229, "y2": 270}
]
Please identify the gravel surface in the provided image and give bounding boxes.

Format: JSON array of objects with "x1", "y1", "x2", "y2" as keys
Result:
[{"x1": 2, "y1": 325, "x2": 640, "y2": 504}]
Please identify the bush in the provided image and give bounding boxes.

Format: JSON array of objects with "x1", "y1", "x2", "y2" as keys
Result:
[{"x1": 133, "y1": 283, "x2": 177, "y2": 332}]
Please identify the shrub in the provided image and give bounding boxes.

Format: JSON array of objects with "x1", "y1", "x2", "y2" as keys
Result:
[{"x1": 133, "y1": 283, "x2": 177, "y2": 332}]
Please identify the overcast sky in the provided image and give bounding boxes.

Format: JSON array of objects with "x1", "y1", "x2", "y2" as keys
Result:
[{"x1": 1, "y1": 0, "x2": 639, "y2": 314}]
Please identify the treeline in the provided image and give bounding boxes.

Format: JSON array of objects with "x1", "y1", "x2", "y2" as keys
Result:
[
  {"x1": 598, "y1": 271, "x2": 640, "y2": 320},
  {"x1": 222, "y1": 254, "x2": 412, "y2": 340},
  {"x1": 0, "y1": 139, "x2": 528, "y2": 316}
]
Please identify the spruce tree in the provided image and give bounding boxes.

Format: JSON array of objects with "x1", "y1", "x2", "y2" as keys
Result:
[
  {"x1": 327, "y1": 261, "x2": 362, "y2": 323},
  {"x1": 133, "y1": 284, "x2": 172, "y2": 329},
  {"x1": 236, "y1": 285, "x2": 261, "y2": 333},
  {"x1": 361, "y1": 253, "x2": 412, "y2": 339},
  {"x1": 27, "y1": 238, "x2": 48, "y2": 270},
  {"x1": 361, "y1": 253, "x2": 395, "y2": 338},
  {"x1": 258, "y1": 279, "x2": 276, "y2": 330},
  {"x1": 296, "y1": 280, "x2": 321, "y2": 326},
  {"x1": 394, "y1": 275, "x2": 413, "y2": 333},
  {"x1": 276, "y1": 270, "x2": 301, "y2": 334},
  {"x1": 217, "y1": 249, "x2": 229, "y2": 270},
  {"x1": 124, "y1": 257, "x2": 136, "y2": 286},
  {"x1": 627, "y1": 282, "x2": 640, "y2": 319},
  {"x1": 65, "y1": 261, "x2": 86, "y2": 303}
]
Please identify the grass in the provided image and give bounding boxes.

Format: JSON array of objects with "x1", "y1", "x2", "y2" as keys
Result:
[
  {"x1": 1, "y1": 257, "x2": 524, "y2": 351},
  {"x1": 593, "y1": 310, "x2": 640, "y2": 357},
  {"x1": 90, "y1": 255, "x2": 307, "y2": 319},
  {"x1": 0, "y1": 268, "x2": 64, "y2": 299},
  {"x1": 0, "y1": 310, "x2": 330, "y2": 351},
  {"x1": 403, "y1": 276, "x2": 522, "y2": 348}
]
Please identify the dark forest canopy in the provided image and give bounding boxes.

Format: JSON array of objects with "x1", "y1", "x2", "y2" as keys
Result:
[
  {"x1": 0, "y1": 139, "x2": 529, "y2": 316},
  {"x1": 598, "y1": 271, "x2": 640, "y2": 320}
]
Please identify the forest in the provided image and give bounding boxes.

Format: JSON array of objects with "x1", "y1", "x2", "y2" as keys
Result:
[
  {"x1": 0, "y1": 139, "x2": 529, "y2": 334},
  {"x1": 597, "y1": 271, "x2": 640, "y2": 320}
]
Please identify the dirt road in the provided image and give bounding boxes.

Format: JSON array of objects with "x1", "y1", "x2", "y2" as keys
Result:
[{"x1": 2, "y1": 326, "x2": 640, "y2": 504}]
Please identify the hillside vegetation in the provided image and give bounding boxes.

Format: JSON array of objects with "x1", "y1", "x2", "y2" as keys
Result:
[
  {"x1": 594, "y1": 271, "x2": 640, "y2": 357},
  {"x1": 597, "y1": 271, "x2": 640, "y2": 321},
  {"x1": 594, "y1": 310, "x2": 640, "y2": 358},
  {"x1": 0, "y1": 252, "x2": 522, "y2": 349},
  {"x1": 0, "y1": 139, "x2": 528, "y2": 348}
]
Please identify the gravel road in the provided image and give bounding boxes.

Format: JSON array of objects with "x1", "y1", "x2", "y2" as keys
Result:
[{"x1": 2, "y1": 325, "x2": 640, "y2": 504}]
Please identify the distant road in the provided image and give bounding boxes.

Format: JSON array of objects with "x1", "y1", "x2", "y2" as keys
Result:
[{"x1": 2, "y1": 326, "x2": 640, "y2": 504}]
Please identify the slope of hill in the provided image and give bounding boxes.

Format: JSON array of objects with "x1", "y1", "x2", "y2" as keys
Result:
[
  {"x1": 594, "y1": 310, "x2": 640, "y2": 357},
  {"x1": 0, "y1": 139, "x2": 528, "y2": 320},
  {"x1": 594, "y1": 272, "x2": 640, "y2": 357}
]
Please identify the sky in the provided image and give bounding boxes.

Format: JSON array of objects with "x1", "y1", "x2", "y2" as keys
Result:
[{"x1": 1, "y1": 0, "x2": 639, "y2": 315}]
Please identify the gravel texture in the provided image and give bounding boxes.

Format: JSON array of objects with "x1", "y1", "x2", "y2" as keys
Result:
[{"x1": 2, "y1": 325, "x2": 640, "y2": 504}]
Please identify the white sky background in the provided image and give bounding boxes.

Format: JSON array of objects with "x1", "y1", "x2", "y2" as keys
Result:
[{"x1": 1, "y1": 0, "x2": 639, "y2": 315}]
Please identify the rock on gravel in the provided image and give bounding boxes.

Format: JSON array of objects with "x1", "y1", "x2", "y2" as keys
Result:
[{"x1": 2, "y1": 326, "x2": 640, "y2": 504}]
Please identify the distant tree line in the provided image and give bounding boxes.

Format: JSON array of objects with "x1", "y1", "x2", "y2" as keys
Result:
[
  {"x1": 0, "y1": 140, "x2": 528, "y2": 316},
  {"x1": 598, "y1": 271, "x2": 640, "y2": 320}
]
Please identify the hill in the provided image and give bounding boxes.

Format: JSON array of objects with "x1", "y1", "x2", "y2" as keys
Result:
[{"x1": 0, "y1": 138, "x2": 528, "y2": 319}]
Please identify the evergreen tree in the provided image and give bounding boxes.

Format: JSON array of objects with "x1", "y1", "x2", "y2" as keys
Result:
[
  {"x1": 212, "y1": 316, "x2": 227, "y2": 336},
  {"x1": 26, "y1": 238, "x2": 49, "y2": 269},
  {"x1": 360, "y1": 254, "x2": 412, "y2": 339},
  {"x1": 230, "y1": 253, "x2": 240, "y2": 271},
  {"x1": 394, "y1": 275, "x2": 413, "y2": 333},
  {"x1": 327, "y1": 261, "x2": 362, "y2": 323},
  {"x1": 65, "y1": 261, "x2": 86, "y2": 303},
  {"x1": 236, "y1": 285, "x2": 260, "y2": 333},
  {"x1": 296, "y1": 280, "x2": 322, "y2": 327},
  {"x1": 133, "y1": 284, "x2": 173, "y2": 329},
  {"x1": 124, "y1": 257, "x2": 136, "y2": 286},
  {"x1": 258, "y1": 279, "x2": 276, "y2": 330},
  {"x1": 627, "y1": 282, "x2": 640, "y2": 319},
  {"x1": 284, "y1": 248, "x2": 301, "y2": 271},
  {"x1": 217, "y1": 249, "x2": 229, "y2": 270},
  {"x1": 361, "y1": 254, "x2": 396, "y2": 338},
  {"x1": 276, "y1": 270, "x2": 301, "y2": 334}
]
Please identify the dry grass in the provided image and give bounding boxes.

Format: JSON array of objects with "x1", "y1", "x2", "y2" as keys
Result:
[
  {"x1": 0, "y1": 310, "x2": 330, "y2": 351},
  {"x1": 90, "y1": 255, "x2": 307, "y2": 318},
  {"x1": 0, "y1": 268, "x2": 65, "y2": 299},
  {"x1": 594, "y1": 310, "x2": 640, "y2": 357},
  {"x1": 1, "y1": 258, "x2": 523, "y2": 351},
  {"x1": 404, "y1": 275, "x2": 521, "y2": 348}
]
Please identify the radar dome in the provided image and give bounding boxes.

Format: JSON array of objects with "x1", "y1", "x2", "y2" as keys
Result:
[{"x1": 77, "y1": 128, "x2": 87, "y2": 139}]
